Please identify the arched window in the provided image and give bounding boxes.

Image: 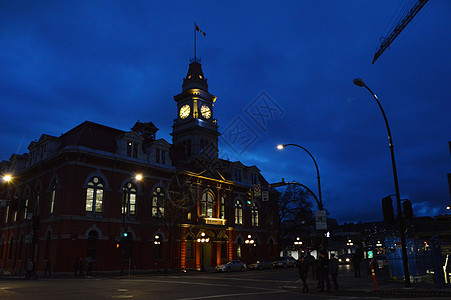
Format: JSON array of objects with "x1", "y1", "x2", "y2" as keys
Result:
[
  {"x1": 34, "y1": 189, "x2": 41, "y2": 216},
  {"x1": 152, "y1": 187, "x2": 165, "y2": 217},
  {"x1": 85, "y1": 177, "x2": 104, "y2": 213},
  {"x1": 8, "y1": 236, "x2": 14, "y2": 260},
  {"x1": 154, "y1": 234, "x2": 162, "y2": 259},
  {"x1": 122, "y1": 182, "x2": 137, "y2": 217},
  {"x1": 86, "y1": 230, "x2": 99, "y2": 260},
  {"x1": 201, "y1": 192, "x2": 214, "y2": 218},
  {"x1": 50, "y1": 179, "x2": 57, "y2": 215},
  {"x1": 220, "y1": 196, "x2": 226, "y2": 219},
  {"x1": 251, "y1": 203, "x2": 259, "y2": 227},
  {"x1": 23, "y1": 190, "x2": 29, "y2": 222},
  {"x1": 234, "y1": 200, "x2": 243, "y2": 225}
]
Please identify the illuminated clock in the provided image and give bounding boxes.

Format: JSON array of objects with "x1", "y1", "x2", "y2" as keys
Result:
[
  {"x1": 179, "y1": 104, "x2": 190, "y2": 119},
  {"x1": 200, "y1": 105, "x2": 211, "y2": 119}
]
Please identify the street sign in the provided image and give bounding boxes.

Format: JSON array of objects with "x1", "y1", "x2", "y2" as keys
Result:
[
  {"x1": 262, "y1": 190, "x2": 269, "y2": 201},
  {"x1": 315, "y1": 210, "x2": 327, "y2": 230},
  {"x1": 253, "y1": 184, "x2": 261, "y2": 197}
]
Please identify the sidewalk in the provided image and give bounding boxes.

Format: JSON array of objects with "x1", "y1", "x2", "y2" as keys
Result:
[{"x1": 283, "y1": 270, "x2": 451, "y2": 298}]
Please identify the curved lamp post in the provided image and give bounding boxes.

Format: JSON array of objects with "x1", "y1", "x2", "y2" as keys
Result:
[
  {"x1": 277, "y1": 144, "x2": 323, "y2": 210},
  {"x1": 353, "y1": 78, "x2": 411, "y2": 287}
]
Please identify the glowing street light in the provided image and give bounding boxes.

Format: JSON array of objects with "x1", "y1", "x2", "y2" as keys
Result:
[
  {"x1": 353, "y1": 77, "x2": 411, "y2": 287},
  {"x1": 2, "y1": 174, "x2": 12, "y2": 183}
]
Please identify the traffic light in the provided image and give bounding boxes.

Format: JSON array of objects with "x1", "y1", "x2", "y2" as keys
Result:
[
  {"x1": 382, "y1": 196, "x2": 395, "y2": 222},
  {"x1": 246, "y1": 190, "x2": 253, "y2": 206}
]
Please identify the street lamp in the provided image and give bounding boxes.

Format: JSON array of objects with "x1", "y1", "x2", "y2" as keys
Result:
[
  {"x1": 2, "y1": 174, "x2": 12, "y2": 183},
  {"x1": 353, "y1": 78, "x2": 411, "y2": 287},
  {"x1": 277, "y1": 144, "x2": 323, "y2": 210}
]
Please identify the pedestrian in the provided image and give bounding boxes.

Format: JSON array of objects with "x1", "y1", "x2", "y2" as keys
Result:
[
  {"x1": 318, "y1": 252, "x2": 330, "y2": 292},
  {"x1": 353, "y1": 247, "x2": 363, "y2": 278},
  {"x1": 78, "y1": 258, "x2": 85, "y2": 277},
  {"x1": 297, "y1": 256, "x2": 309, "y2": 293},
  {"x1": 25, "y1": 259, "x2": 38, "y2": 280},
  {"x1": 86, "y1": 258, "x2": 93, "y2": 277},
  {"x1": 44, "y1": 259, "x2": 51, "y2": 278},
  {"x1": 73, "y1": 258, "x2": 80, "y2": 277},
  {"x1": 329, "y1": 253, "x2": 339, "y2": 292},
  {"x1": 306, "y1": 252, "x2": 316, "y2": 279}
]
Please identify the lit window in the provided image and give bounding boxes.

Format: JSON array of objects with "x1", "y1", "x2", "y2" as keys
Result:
[
  {"x1": 251, "y1": 203, "x2": 259, "y2": 227},
  {"x1": 85, "y1": 177, "x2": 104, "y2": 213},
  {"x1": 234, "y1": 200, "x2": 243, "y2": 225},
  {"x1": 127, "y1": 141, "x2": 138, "y2": 158},
  {"x1": 220, "y1": 196, "x2": 226, "y2": 219},
  {"x1": 23, "y1": 191, "x2": 29, "y2": 222},
  {"x1": 50, "y1": 179, "x2": 57, "y2": 215},
  {"x1": 201, "y1": 192, "x2": 214, "y2": 218},
  {"x1": 122, "y1": 182, "x2": 137, "y2": 216},
  {"x1": 152, "y1": 187, "x2": 165, "y2": 217}
]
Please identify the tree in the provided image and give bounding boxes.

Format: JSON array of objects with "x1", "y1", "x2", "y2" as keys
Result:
[{"x1": 277, "y1": 185, "x2": 314, "y2": 252}]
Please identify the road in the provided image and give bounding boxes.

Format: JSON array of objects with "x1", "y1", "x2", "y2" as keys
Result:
[{"x1": 0, "y1": 265, "x2": 445, "y2": 299}]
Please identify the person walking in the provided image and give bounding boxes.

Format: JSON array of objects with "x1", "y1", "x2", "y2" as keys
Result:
[
  {"x1": 297, "y1": 256, "x2": 309, "y2": 293},
  {"x1": 329, "y1": 253, "x2": 339, "y2": 292},
  {"x1": 25, "y1": 259, "x2": 38, "y2": 280},
  {"x1": 86, "y1": 258, "x2": 93, "y2": 277},
  {"x1": 73, "y1": 258, "x2": 79, "y2": 277},
  {"x1": 353, "y1": 248, "x2": 363, "y2": 278},
  {"x1": 44, "y1": 259, "x2": 51, "y2": 278},
  {"x1": 78, "y1": 258, "x2": 85, "y2": 277},
  {"x1": 318, "y1": 252, "x2": 330, "y2": 292}
]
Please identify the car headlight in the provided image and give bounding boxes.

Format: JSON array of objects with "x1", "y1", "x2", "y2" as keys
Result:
[
  {"x1": 339, "y1": 259, "x2": 342, "y2": 262},
  {"x1": 346, "y1": 258, "x2": 350, "y2": 262}
]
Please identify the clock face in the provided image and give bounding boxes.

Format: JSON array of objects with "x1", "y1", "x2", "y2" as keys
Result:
[
  {"x1": 179, "y1": 104, "x2": 190, "y2": 119},
  {"x1": 200, "y1": 105, "x2": 211, "y2": 119}
]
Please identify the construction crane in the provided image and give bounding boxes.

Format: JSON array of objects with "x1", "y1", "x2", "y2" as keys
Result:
[{"x1": 372, "y1": 0, "x2": 429, "y2": 64}]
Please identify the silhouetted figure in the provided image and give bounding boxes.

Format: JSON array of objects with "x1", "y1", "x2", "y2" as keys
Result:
[
  {"x1": 329, "y1": 253, "x2": 339, "y2": 291},
  {"x1": 298, "y1": 256, "x2": 309, "y2": 293},
  {"x1": 44, "y1": 259, "x2": 51, "y2": 278},
  {"x1": 86, "y1": 259, "x2": 93, "y2": 277},
  {"x1": 74, "y1": 258, "x2": 85, "y2": 277},
  {"x1": 318, "y1": 252, "x2": 330, "y2": 292},
  {"x1": 25, "y1": 259, "x2": 38, "y2": 280},
  {"x1": 353, "y1": 248, "x2": 363, "y2": 278}
]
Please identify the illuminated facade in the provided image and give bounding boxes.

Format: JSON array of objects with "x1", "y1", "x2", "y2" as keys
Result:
[{"x1": 0, "y1": 60, "x2": 279, "y2": 274}]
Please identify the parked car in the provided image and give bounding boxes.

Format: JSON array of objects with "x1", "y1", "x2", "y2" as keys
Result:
[
  {"x1": 338, "y1": 254, "x2": 352, "y2": 264},
  {"x1": 248, "y1": 260, "x2": 274, "y2": 270},
  {"x1": 215, "y1": 260, "x2": 246, "y2": 272},
  {"x1": 273, "y1": 256, "x2": 297, "y2": 268}
]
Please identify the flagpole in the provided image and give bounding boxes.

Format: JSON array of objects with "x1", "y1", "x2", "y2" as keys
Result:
[{"x1": 194, "y1": 22, "x2": 196, "y2": 62}]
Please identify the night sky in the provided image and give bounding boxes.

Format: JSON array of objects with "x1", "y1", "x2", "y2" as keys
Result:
[{"x1": 1, "y1": 1, "x2": 450, "y2": 224}]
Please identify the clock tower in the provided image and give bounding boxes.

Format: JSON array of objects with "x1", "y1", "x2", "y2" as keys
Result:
[{"x1": 171, "y1": 61, "x2": 219, "y2": 162}]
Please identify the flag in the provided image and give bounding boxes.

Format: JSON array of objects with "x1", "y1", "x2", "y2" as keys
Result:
[{"x1": 195, "y1": 24, "x2": 206, "y2": 36}]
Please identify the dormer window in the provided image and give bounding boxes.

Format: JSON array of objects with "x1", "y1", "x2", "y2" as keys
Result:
[
  {"x1": 234, "y1": 169, "x2": 242, "y2": 182},
  {"x1": 156, "y1": 148, "x2": 166, "y2": 164},
  {"x1": 127, "y1": 141, "x2": 138, "y2": 158}
]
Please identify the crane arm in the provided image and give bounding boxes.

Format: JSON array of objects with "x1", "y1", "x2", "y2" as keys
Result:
[{"x1": 372, "y1": 0, "x2": 429, "y2": 64}]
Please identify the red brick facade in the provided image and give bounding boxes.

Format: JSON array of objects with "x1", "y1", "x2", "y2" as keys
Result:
[{"x1": 0, "y1": 62, "x2": 279, "y2": 275}]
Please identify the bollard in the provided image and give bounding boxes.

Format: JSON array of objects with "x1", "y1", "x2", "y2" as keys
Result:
[{"x1": 371, "y1": 262, "x2": 378, "y2": 291}]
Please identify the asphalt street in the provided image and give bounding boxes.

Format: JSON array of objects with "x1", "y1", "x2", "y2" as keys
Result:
[{"x1": 0, "y1": 265, "x2": 449, "y2": 299}]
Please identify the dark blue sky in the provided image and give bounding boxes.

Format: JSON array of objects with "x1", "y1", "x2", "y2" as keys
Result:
[{"x1": 1, "y1": 1, "x2": 450, "y2": 224}]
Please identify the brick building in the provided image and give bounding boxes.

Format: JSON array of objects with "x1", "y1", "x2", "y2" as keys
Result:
[{"x1": 0, "y1": 60, "x2": 279, "y2": 274}]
